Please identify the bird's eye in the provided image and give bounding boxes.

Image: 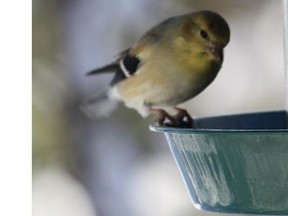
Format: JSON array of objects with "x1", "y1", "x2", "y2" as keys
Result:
[{"x1": 200, "y1": 29, "x2": 208, "y2": 39}]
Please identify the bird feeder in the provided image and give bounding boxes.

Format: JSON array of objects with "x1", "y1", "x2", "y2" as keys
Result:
[{"x1": 150, "y1": 2, "x2": 288, "y2": 215}]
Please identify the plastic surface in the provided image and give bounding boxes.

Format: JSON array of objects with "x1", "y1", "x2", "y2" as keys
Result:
[{"x1": 150, "y1": 111, "x2": 288, "y2": 215}]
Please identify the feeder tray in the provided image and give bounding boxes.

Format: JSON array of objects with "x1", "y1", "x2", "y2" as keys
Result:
[
  {"x1": 150, "y1": 111, "x2": 288, "y2": 215},
  {"x1": 150, "y1": 1, "x2": 288, "y2": 214}
]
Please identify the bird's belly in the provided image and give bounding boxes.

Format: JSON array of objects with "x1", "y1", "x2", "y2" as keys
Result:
[
  {"x1": 147, "y1": 70, "x2": 216, "y2": 106},
  {"x1": 117, "y1": 64, "x2": 218, "y2": 114}
]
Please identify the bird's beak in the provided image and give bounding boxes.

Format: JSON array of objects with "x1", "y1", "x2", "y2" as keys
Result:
[{"x1": 208, "y1": 44, "x2": 223, "y2": 64}]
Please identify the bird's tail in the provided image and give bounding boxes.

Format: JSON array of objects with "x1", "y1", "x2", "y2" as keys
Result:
[{"x1": 80, "y1": 88, "x2": 119, "y2": 119}]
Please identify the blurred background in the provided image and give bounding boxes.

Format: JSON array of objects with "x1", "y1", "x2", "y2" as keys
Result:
[{"x1": 32, "y1": 0, "x2": 286, "y2": 216}]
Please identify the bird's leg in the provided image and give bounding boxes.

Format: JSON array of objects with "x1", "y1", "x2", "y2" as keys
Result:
[
  {"x1": 149, "y1": 108, "x2": 176, "y2": 126},
  {"x1": 173, "y1": 107, "x2": 193, "y2": 127}
]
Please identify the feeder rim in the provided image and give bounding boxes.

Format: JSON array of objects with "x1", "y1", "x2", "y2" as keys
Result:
[
  {"x1": 149, "y1": 125, "x2": 288, "y2": 134},
  {"x1": 150, "y1": 110, "x2": 288, "y2": 134}
]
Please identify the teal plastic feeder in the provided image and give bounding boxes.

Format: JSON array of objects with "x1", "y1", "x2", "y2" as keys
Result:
[
  {"x1": 150, "y1": 1, "x2": 288, "y2": 214},
  {"x1": 150, "y1": 111, "x2": 288, "y2": 214}
]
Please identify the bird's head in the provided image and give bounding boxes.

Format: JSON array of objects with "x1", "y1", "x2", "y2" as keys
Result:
[{"x1": 181, "y1": 10, "x2": 230, "y2": 64}]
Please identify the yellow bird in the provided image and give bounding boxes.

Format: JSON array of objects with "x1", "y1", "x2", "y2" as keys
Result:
[{"x1": 84, "y1": 10, "x2": 230, "y2": 127}]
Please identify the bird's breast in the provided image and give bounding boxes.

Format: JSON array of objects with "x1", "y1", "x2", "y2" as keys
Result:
[{"x1": 117, "y1": 55, "x2": 221, "y2": 108}]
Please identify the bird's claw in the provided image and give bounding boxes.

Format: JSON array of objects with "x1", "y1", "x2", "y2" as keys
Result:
[
  {"x1": 150, "y1": 108, "x2": 176, "y2": 127},
  {"x1": 150, "y1": 108, "x2": 193, "y2": 128},
  {"x1": 173, "y1": 107, "x2": 193, "y2": 127}
]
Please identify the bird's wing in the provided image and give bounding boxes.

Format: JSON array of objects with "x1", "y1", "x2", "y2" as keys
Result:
[
  {"x1": 111, "y1": 21, "x2": 172, "y2": 85},
  {"x1": 85, "y1": 48, "x2": 141, "y2": 85},
  {"x1": 86, "y1": 49, "x2": 130, "y2": 75},
  {"x1": 110, "y1": 53, "x2": 141, "y2": 85},
  {"x1": 86, "y1": 63, "x2": 119, "y2": 75},
  {"x1": 87, "y1": 17, "x2": 173, "y2": 84}
]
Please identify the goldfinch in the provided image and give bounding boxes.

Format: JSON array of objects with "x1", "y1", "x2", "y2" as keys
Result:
[{"x1": 83, "y1": 10, "x2": 230, "y2": 127}]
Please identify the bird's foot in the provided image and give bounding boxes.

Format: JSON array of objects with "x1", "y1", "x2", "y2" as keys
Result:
[
  {"x1": 150, "y1": 108, "x2": 193, "y2": 128},
  {"x1": 173, "y1": 107, "x2": 193, "y2": 128},
  {"x1": 149, "y1": 108, "x2": 177, "y2": 127}
]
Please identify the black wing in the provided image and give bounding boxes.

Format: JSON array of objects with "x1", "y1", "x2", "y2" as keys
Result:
[
  {"x1": 86, "y1": 49, "x2": 130, "y2": 75},
  {"x1": 87, "y1": 49, "x2": 141, "y2": 86},
  {"x1": 86, "y1": 63, "x2": 119, "y2": 75},
  {"x1": 110, "y1": 54, "x2": 140, "y2": 85}
]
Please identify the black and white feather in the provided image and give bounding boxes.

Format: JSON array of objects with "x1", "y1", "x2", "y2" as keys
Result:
[
  {"x1": 86, "y1": 49, "x2": 141, "y2": 85},
  {"x1": 82, "y1": 49, "x2": 141, "y2": 118}
]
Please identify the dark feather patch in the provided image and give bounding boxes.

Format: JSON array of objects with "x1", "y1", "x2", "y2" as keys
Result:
[
  {"x1": 86, "y1": 63, "x2": 118, "y2": 75},
  {"x1": 110, "y1": 68, "x2": 127, "y2": 86},
  {"x1": 86, "y1": 49, "x2": 140, "y2": 86},
  {"x1": 122, "y1": 55, "x2": 140, "y2": 75},
  {"x1": 110, "y1": 54, "x2": 140, "y2": 86},
  {"x1": 86, "y1": 49, "x2": 130, "y2": 76}
]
